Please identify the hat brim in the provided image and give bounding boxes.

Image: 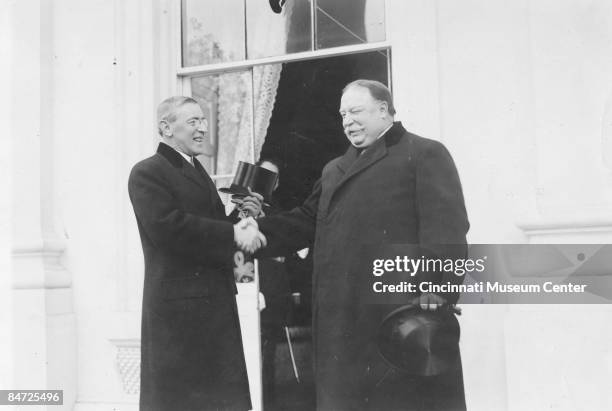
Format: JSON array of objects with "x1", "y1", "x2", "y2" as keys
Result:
[
  {"x1": 220, "y1": 187, "x2": 273, "y2": 207},
  {"x1": 218, "y1": 186, "x2": 250, "y2": 197},
  {"x1": 377, "y1": 306, "x2": 460, "y2": 376}
]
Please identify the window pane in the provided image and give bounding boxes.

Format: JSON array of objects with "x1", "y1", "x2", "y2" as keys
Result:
[
  {"x1": 181, "y1": 0, "x2": 246, "y2": 67},
  {"x1": 191, "y1": 71, "x2": 254, "y2": 176},
  {"x1": 315, "y1": 0, "x2": 385, "y2": 49},
  {"x1": 246, "y1": 0, "x2": 312, "y2": 59}
]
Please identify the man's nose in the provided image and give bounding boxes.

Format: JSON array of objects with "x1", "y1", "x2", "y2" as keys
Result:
[
  {"x1": 342, "y1": 115, "x2": 353, "y2": 127},
  {"x1": 197, "y1": 121, "x2": 208, "y2": 133}
]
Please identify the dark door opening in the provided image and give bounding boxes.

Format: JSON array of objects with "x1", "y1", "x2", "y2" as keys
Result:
[{"x1": 257, "y1": 50, "x2": 390, "y2": 411}]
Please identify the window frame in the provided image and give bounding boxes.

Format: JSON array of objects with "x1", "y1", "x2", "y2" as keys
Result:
[{"x1": 171, "y1": 0, "x2": 393, "y2": 177}]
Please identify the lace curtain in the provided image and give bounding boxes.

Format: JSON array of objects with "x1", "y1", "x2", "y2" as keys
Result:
[
  {"x1": 197, "y1": 4, "x2": 289, "y2": 179},
  {"x1": 187, "y1": 1, "x2": 304, "y2": 180},
  {"x1": 214, "y1": 63, "x2": 283, "y2": 175}
]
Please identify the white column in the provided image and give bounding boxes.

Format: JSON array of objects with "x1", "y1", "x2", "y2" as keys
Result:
[
  {"x1": 0, "y1": 0, "x2": 15, "y2": 404},
  {"x1": 44, "y1": 1, "x2": 155, "y2": 409},
  {"x1": 9, "y1": 0, "x2": 77, "y2": 409}
]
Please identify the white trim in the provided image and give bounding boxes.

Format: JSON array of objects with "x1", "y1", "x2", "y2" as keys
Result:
[
  {"x1": 249, "y1": 69, "x2": 256, "y2": 163},
  {"x1": 177, "y1": 41, "x2": 391, "y2": 76},
  {"x1": 174, "y1": 0, "x2": 183, "y2": 87},
  {"x1": 252, "y1": 257, "x2": 262, "y2": 411},
  {"x1": 242, "y1": 0, "x2": 248, "y2": 61},
  {"x1": 383, "y1": 1, "x2": 392, "y2": 92},
  {"x1": 387, "y1": 48, "x2": 393, "y2": 93},
  {"x1": 383, "y1": 0, "x2": 389, "y2": 42},
  {"x1": 155, "y1": 0, "x2": 182, "y2": 99},
  {"x1": 180, "y1": 75, "x2": 192, "y2": 96},
  {"x1": 517, "y1": 217, "x2": 612, "y2": 235},
  {"x1": 12, "y1": 241, "x2": 66, "y2": 258},
  {"x1": 12, "y1": 241, "x2": 71, "y2": 290},
  {"x1": 310, "y1": 0, "x2": 316, "y2": 50},
  {"x1": 517, "y1": 215, "x2": 612, "y2": 243},
  {"x1": 210, "y1": 173, "x2": 235, "y2": 180}
]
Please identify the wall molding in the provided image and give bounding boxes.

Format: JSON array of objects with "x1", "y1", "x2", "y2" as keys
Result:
[
  {"x1": 11, "y1": 238, "x2": 70, "y2": 289},
  {"x1": 517, "y1": 216, "x2": 612, "y2": 239}
]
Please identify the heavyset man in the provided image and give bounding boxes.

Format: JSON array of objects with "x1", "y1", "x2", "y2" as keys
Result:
[{"x1": 256, "y1": 79, "x2": 470, "y2": 410}]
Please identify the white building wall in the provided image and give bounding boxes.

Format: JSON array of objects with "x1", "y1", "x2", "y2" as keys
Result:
[
  {"x1": 388, "y1": 1, "x2": 612, "y2": 410},
  {"x1": 0, "y1": 0, "x2": 14, "y2": 402}
]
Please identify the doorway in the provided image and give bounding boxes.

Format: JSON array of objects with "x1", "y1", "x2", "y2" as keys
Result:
[{"x1": 257, "y1": 50, "x2": 390, "y2": 411}]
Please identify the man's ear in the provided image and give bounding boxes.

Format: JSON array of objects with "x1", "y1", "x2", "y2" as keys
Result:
[
  {"x1": 379, "y1": 101, "x2": 389, "y2": 117},
  {"x1": 159, "y1": 120, "x2": 172, "y2": 137}
]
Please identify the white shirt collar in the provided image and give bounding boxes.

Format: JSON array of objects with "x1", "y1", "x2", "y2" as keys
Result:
[
  {"x1": 377, "y1": 123, "x2": 393, "y2": 140},
  {"x1": 357, "y1": 124, "x2": 394, "y2": 155},
  {"x1": 358, "y1": 124, "x2": 393, "y2": 154},
  {"x1": 173, "y1": 147, "x2": 194, "y2": 165}
]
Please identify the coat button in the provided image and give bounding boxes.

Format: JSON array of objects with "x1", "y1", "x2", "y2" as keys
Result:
[{"x1": 194, "y1": 272, "x2": 200, "y2": 277}]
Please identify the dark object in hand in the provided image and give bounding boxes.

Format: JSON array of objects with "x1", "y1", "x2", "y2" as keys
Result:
[
  {"x1": 219, "y1": 161, "x2": 278, "y2": 204},
  {"x1": 377, "y1": 305, "x2": 460, "y2": 376}
]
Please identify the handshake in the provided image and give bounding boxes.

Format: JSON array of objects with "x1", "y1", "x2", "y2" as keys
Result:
[
  {"x1": 231, "y1": 190, "x2": 267, "y2": 254},
  {"x1": 233, "y1": 217, "x2": 267, "y2": 254}
]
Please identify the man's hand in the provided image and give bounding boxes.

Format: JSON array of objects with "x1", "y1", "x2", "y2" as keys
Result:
[
  {"x1": 234, "y1": 217, "x2": 267, "y2": 254},
  {"x1": 237, "y1": 216, "x2": 258, "y2": 229},
  {"x1": 412, "y1": 292, "x2": 447, "y2": 311},
  {"x1": 233, "y1": 189, "x2": 264, "y2": 218}
]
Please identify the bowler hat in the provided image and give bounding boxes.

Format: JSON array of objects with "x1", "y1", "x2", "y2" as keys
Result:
[
  {"x1": 219, "y1": 161, "x2": 278, "y2": 203},
  {"x1": 377, "y1": 305, "x2": 460, "y2": 376}
]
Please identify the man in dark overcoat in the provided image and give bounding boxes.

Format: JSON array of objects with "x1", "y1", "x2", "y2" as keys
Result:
[
  {"x1": 128, "y1": 96, "x2": 265, "y2": 411},
  {"x1": 256, "y1": 80, "x2": 470, "y2": 410}
]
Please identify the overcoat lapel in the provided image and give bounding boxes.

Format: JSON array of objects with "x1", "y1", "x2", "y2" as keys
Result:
[
  {"x1": 321, "y1": 136, "x2": 388, "y2": 215},
  {"x1": 156, "y1": 143, "x2": 209, "y2": 190},
  {"x1": 334, "y1": 137, "x2": 388, "y2": 190},
  {"x1": 319, "y1": 123, "x2": 407, "y2": 216},
  {"x1": 181, "y1": 161, "x2": 209, "y2": 189},
  {"x1": 194, "y1": 158, "x2": 228, "y2": 215}
]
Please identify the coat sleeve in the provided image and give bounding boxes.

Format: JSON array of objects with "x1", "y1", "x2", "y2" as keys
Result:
[
  {"x1": 416, "y1": 141, "x2": 470, "y2": 304},
  {"x1": 128, "y1": 163, "x2": 235, "y2": 266},
  {"x1": 255, "y1": 178, "x2": 321, "y2": 257}
]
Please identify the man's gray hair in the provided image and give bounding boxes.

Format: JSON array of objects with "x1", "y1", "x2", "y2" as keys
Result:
[
  {"x1": 342, "y1": 79, "x2": 396, "y2": 116},
  {"x1": 157, "y1": 96, "x2": 199, "y2": 136}
]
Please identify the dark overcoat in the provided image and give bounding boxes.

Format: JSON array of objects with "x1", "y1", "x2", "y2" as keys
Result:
[
  {"x1": 128, "y1": 143, "x2": 251, "y2": 411},
  {"x1": 258, "y1": 122, "x2": 470, "y2": 410}
]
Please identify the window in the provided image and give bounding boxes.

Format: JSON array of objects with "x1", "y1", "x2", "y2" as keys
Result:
[
  {"x1": 178, "y1": 0, "x2": 391, "y2": 193},
  {"x1": 181, "y1": 0, "x2": 386, "y2": 65}
]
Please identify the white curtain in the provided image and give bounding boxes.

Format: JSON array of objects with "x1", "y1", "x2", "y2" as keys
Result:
[
  {"x1": 248, "y1": 1, "x2": 295, "y2": 160},
  {"x1": 192, "y1": 1, "x2": 292, "y2": 176},
  {"x1": 253, "y1": 64, "x2": 283, "y2": 160}
]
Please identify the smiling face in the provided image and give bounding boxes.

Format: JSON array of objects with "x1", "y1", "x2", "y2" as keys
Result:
[
  {"x1": 160, "y1": 102, "x2": 212, "y2": 156},
  {"x1": 339, "y1": 85, "x2": 392, "y2": 148}
]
